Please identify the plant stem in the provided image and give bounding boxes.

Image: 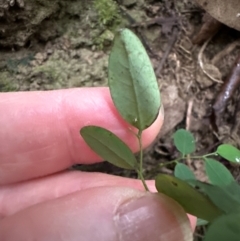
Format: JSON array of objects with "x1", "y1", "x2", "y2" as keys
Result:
[
  {"x1": 137, "y1": 169, "x2": 149, "y2": 191},
  {"x1": 157, "y1": 152, "x2": 218, "y2": 169},
  {"x1": 137, "y1": 130, "x2": 143, "y2": 178},
  {"x1": 136, "y1": 130, "x2": 150, "y2": 191},
  {"x1": 203, "y1": 152, "x2": 218, "y2": 158},
  {"x1": 159, "y1": 157, "x2": 183, "y2": 167},
  {"x1": 190, "y1": 152, "x2": 218, "y2": 159}
]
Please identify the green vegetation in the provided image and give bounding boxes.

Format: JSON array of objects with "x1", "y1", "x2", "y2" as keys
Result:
[
  {"x1": 93, "y1": 0, "x2": 121, "y2": 27},
  {"x1": 0, "y1": 71, "x2": 18, "y2": 92},
  {"x1": 80, "y1": 28, "x2": 240, "y2": 241}
]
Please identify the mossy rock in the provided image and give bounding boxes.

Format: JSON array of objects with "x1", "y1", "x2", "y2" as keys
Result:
[{"x1": 0, "y1": 0, "x2": 88, "y2": 47}]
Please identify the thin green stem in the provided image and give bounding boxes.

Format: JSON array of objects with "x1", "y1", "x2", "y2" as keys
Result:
[
  {"x1": 203, "y1": 152, "x2": 218, "y2": 158},
  {"x1": 137, "y1": 169, "x2": 149, "y2": 191},
  {"x1": 158, "y1": 152, "x2": 218, "y2": 169},
  {"x1": 159, "y1": 157, "x2": 183, "y2": 167},
  {"x1": 190, "y1": 152, "x2": 218, "y2": 159},
  {"x1": 137, "y1": 130, "x2": 143, "y2": 178},
  {"x1": 135, "y1": 130, "x2": 150, "y2": 191}
]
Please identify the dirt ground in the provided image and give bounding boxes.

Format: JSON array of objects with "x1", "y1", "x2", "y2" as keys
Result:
[{"x1": 1, "y1": 0, "x2": 240, "y2": 238}]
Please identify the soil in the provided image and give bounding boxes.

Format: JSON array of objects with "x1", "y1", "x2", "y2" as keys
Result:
[{"x1": 1, "y1": 0, "x2": 240, "y2": 238}]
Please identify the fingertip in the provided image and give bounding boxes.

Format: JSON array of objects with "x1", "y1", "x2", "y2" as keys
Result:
[
  {"x1": 115, "y1": 192, "x2": 192, "y2": 241},
  {"x1": 188, "y1": 214, "x2": 197, "y2": 231},
  {"x1": 141, "y1": 105, "x2": 164, "y2": 149},
  {"x1": 0, "y1": 187, "x2": 192, "y2": 241}
]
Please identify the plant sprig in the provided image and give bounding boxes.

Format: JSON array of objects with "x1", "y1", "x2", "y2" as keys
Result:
[
  {"x1": 80, "y1": 28, "x2": 161, "y2": 191},
  {"x1": 80, "y1": 28, "x2": 240, "y2": 240}
]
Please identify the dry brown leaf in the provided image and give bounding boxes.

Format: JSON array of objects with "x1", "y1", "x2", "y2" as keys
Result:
[{"x1": 195, "y1": 0, "x2": 240, "y2": 31}]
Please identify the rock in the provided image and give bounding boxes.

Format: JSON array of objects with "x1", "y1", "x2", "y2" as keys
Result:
[
  {"x1": 195, "y1": 0, "x2": 240, "y2": 31},
  {"x1": 159, "y1": 85, "x2": 186, "y2": 136},
  {"x1": 0, "y1": 0, "x2": 87, "y2": 47}
]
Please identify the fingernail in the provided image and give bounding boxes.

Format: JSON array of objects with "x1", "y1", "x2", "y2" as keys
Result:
[{"x1": 115, "y1": 193, "x2": 192, "y2": 241}]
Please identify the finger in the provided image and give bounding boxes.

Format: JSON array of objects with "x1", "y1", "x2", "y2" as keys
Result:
[
  {"x1": 0, "y1": 171, "x2": 155, "y2": 217},
  {"x1": 0, "y1": 88, "x2": 164, "y2": 184},
  {"x1": 0, "y1": 171, "x2": 196, "y2": 229},
  {"x1": 0, "y1": 187, "x2": 193, "y2": 241}
]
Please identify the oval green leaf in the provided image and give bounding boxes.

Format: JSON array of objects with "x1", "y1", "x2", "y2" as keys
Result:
[
  {"x1": 174, "y1": 163, "x2": 196, "y2": 181},
  {"x1": 80, "y1": 126, "x2": 138, "y2": 170},
  {"x1": 205, "y1": 158, "x2": 234, "y2": 186},
  {"x1": 108, "y1": 28, "x2": 161, "y2": 131},
  {"x1": 216, "y1": 144, "x2": 240, "y2": 163},
  {"x1": 155, "y1": 174, "x2": 223, "y2": 221},
  {"x1": 197, "y1": 218, "x2": 208, "y2": 226},
  {"x1": 204, "y1": 213, "x2": 240, "y2": 241},
  {"x1": 189, "y1": 180, "x2": 240, "y2": 214},
  {"x1": 173, "y1": 129, "x2": 195, "y2": 155}
]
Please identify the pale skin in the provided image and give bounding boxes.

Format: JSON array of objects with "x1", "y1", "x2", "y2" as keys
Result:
[{"x1": 0, "y1": 87, "x2": 196, "y2": 241}]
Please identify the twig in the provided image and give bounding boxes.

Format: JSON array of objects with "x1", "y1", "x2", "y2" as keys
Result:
[
  {"x1": 186, "y1": 99, "x2": 193, "y2": 131},
  {"x1": 231, "y1": 90, "x2": 240, "y2": 134},
  {"x1": 192, "y1": 13, "x2": 222, "y2": 45},
  {"x1": 119, "y1": 6, "x2": 157, "y2": 57},
  {"x1": 131, "y1": 16, "x2": 179, "y2": 28},
  {"x1": 211, "y1": 52, "x2": 240, "y2": 131},
  {"x1": 211, "y1": 39, "x2": 240, "y2": 65},
  {"x1": 185, "y1": 99, "x2": 193, "y2": 166},
  {"x1": 156, "y1": 27, "x2": 179, "y2": 76},
  {"x1": 198, "y1": 37, "x2": 223, "y2": 84}
]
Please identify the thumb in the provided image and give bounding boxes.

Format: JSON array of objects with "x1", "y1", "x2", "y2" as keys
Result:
[{"x1": 0, "y1": 186, "x2": 193, "y2": 241}]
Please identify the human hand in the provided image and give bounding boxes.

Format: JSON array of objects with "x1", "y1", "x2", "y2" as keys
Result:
[{"x1": 0, "y1": 87, "x2": 196, "y2": 241}]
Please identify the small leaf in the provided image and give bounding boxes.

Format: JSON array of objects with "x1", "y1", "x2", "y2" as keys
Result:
[
  {"x1": 205, "y1": 158, "x2": 234, "y2": 186},
  {"x1": 173, "y1": 129, "x2": 195, "y2": 155},
  {"x1": 174, "y1": 163, "x2": 196, "y2": 181},
  {"x1": 189, "y1": 181, "x2": 240, "y2": 214},
  {"x1": 204, "y1": 213, "x2": 240, "y2": 241},
  {"x1": 80, "y1": 126, "x2": 138, "y2": 170},
  {"x1": 155, "y1": 174, "x2": 223, "y2": 221},
  {"x1": 216, "y1": 144, "x2": 240, "y2": 163},
  {"x1": 197, "y1": 218, "x2": 208, "y2": 226},
  {"x1": 108, "y1": 28, "x2": 161, "y2": 131}
]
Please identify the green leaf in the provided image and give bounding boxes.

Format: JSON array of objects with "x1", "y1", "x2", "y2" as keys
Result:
[
  {"x1": 174, "y1": 163, "x2": 196, "y2": 181},
  {"x1": 108, "y1": 28, "x2": 161, "y2": 131},
  {"x1": 216, "y1": 144, "x2": 240, "y2": 163},
  {"x1": 205, "y1": 158, "x2": 234, "y2": 186},
  {"x1": 173, "y1": 129, "x2": 195, "y2": 155},
  {"x1": 189, "y1": 181, "x2": 240, "y2": 214},
  {"x1": 80, "y1": 126, "x2": 138, "y2": 170},
  {"x1": 155, "y1": 174, "x2": 223, "y2": 221},
  {"x1": 204, "y1": 213, "x2": 240, "y2": 241},
  {"x1": 197, "y1": 218, "x2": 208, "y2": 226}
]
